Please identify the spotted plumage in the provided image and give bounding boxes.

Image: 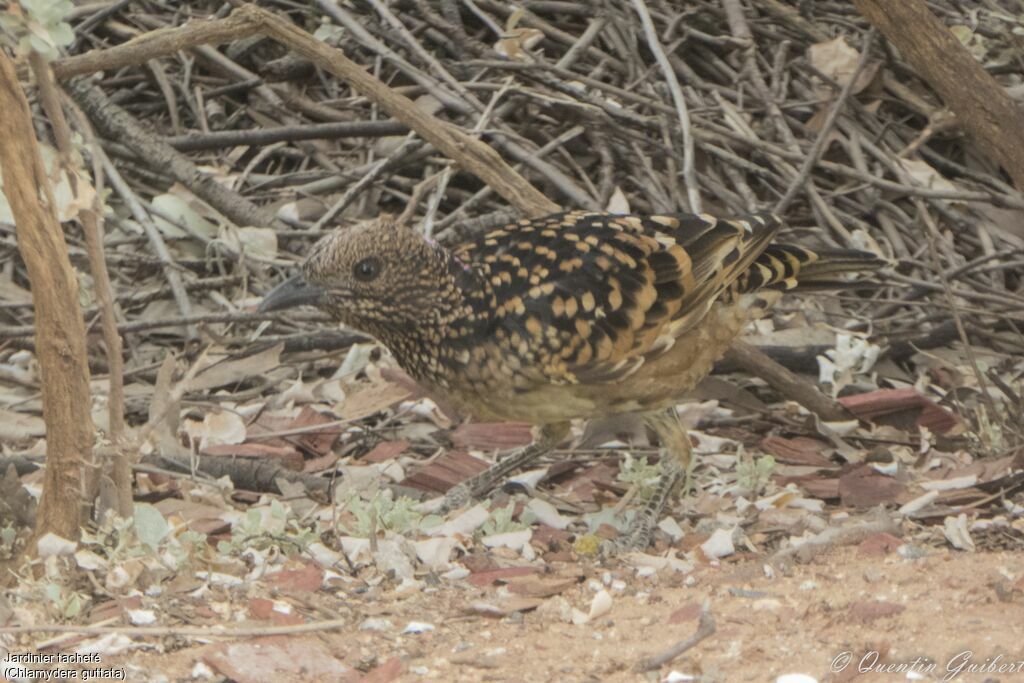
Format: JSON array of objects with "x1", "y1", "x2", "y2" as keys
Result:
[{"x1": 262, "y1": 210, "x2": 881, "y2": 425}]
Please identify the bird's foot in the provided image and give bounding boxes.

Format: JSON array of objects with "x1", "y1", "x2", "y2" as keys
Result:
[
  {"x1": 437, "y1": 425, "x2": 568, "y2": 514},
  {"x1": 439, "y1": 482, "x2": 474, "y2": 514},
  {"x1": 601, "y1": 459, "x2": 686, "y2": 556}
]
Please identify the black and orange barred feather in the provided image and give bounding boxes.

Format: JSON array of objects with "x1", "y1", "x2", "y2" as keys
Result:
[{"x1": 262, "y1": 210, "x2": 882, "y2": 423}]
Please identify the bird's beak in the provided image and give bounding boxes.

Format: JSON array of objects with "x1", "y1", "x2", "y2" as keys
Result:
[{"x1": 258, "y1": 275, "x2": 327, "y2": 313}]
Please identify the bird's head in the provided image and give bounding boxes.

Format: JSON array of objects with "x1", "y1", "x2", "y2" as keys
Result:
[{"x1": 259, "y1": 216, "x2": 463, "y2": 335}]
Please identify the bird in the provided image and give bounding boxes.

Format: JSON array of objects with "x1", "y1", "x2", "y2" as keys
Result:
[{"x1": 260, "y1": 210, "x2": 882, "y2": 552}]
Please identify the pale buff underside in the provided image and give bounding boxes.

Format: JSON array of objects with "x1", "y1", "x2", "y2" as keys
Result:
[{"x1": 435, "y1": 291, "x2": 780, "y2": 424}]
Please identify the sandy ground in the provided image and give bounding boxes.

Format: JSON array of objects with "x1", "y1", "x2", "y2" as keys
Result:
[{"x1": 71, "y1": 545, "x2": 1024, "y2": 683}]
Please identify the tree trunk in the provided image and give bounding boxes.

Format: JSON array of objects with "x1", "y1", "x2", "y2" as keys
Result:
[
  {"x1": 0, "y1": 52, "x2": 94, "y2": 545},
  {"x1": 853, "y1": 0, "x2": 1024, "y2": 191}
]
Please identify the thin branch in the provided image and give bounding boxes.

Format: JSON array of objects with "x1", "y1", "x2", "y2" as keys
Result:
[
  {"x1": 775, "y1": 29, "x2": 877, "y2": 214},
  {"x1": 635, "y1": 610, "x2": 717, "y2": 672},
  {"x1": 630, "y1": 0, "x2": 701, "y2": 213}
]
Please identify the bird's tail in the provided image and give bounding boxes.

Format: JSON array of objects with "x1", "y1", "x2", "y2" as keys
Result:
[{"x1": 733, "y1": 244, "x2": 885, "y2": 294}]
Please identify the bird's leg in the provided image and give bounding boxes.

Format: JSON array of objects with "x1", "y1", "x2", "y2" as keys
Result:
[
  {"x1": 439, "y1": 421, "x2": 571, "y2": 512},
  {"x1": 611, "y1": 407, "x2": 693, "y2": 553}
]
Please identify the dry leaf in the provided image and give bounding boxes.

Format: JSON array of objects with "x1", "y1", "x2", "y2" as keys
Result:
[
  {"x1": 897, "y1": 158, "x2": 958, "y2": 193},
  {"x1": 184, "y1": 411, "x2": 247, "y2": 450},
  {"x1": 807, "y1": 37, "x2": 876, "y2": 94},
  {"x1": 337, "y1": 377, "x2": 411, "y2": 420},
  {"x1": 189, "y1": 344, "x2": 283, "y2": 393}
]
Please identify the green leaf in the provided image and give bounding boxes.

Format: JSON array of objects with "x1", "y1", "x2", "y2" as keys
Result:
[
  {"x1": 134, "y1": 503, "x2": 170, "y2": 550},
  {"x1": 64, "y1": 593, "x2": 82, "y2": 618}
]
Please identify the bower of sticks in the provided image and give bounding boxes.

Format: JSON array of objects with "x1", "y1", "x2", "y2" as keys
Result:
[{"x1": 0, "y1": 1, "x2": 1022, "y2": 681}]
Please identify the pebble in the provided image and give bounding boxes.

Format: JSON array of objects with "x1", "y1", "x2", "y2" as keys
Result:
[
  {"x1": 359, "y1": 617, "x2": 393, "y2": 631},
  {"x1": 403, "y1": 621, "x2": 435, "y2": 634}
]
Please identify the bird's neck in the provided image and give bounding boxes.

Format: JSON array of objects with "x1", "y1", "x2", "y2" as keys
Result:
[{"x1": 373, "y1": 246, "x2": 493, "y2": 387}]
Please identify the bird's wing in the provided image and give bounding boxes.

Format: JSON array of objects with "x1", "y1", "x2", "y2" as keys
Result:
[{"x1": 453, "y1": 211, "x2": 780, "y2": 385}]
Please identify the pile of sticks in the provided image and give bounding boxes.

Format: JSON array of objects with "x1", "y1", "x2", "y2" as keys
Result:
[{"x1": 3, "y1": 0, "x2": 1023, "y2": 382}]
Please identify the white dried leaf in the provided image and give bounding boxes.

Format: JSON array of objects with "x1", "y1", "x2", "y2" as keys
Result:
[
  {"x1": 36, "y1": 533, "x2": 76, "y2": 558},
  {"x1": 657, "y1": 517, "x2": 685, "y2": 541},
  {"x1": 481, "y1": 529, "x2": 532, "y2": 550},
  {"x1": 700, "y1": 527, "x2": 735, "y2": 559},
  {"x1": 338, "y1": 536, "x2": 372, "y2": 563},
  {"x1": 311, "y1": 378, "x2": 346, "y2": 405},
  {"x1": 374, "y1": 536, "x2": 415, "y2": 580},
  {"x1": 74, "y1": 550, "x2": 108, "y2": 571},
  {"x1": 817, "y1": 333, "x2": 881, "y2": 396},
  {"x1": 920, "y1": 475, "x2": 978, "y2": 491},
  {"x1": 821, "y1": 419, "x2": 859, "y2": 436},
  {"x1": 943, "y1": 514, "x2": 975, "y2": 551},
  {"x1": 127, "y1": 609, "x2": 156, "y2": 625},
  {"x1": 429, "y1": 503, "x2": 489, "y2": 537},
  {"x1": 441, "y1": 566, "x2": 470, "y2": 580},
  {"x1": 897, "y1": 490, "x2": 938, "y2": 516},
  {"x1": 674, "y1": 400, "x2": 721, "y2": 429},
  {"x1": 527, "y1": 498, "x2": 571, "y2": 530},
  {"x1": 586, "y1": 589, "x2": 613, "y2": 621},
  {"x1": 308, "y1": 542, "x2": 343, "y2": 568},
  {"x1": 184, "y1": 411, "x2": 246, "y2": 450},
  {"x1": 335, "y1": 343, "x2": 378, "y2": 378},
  {"x1": 413, "y1": 537, "x2": 457, "y2": 569}
]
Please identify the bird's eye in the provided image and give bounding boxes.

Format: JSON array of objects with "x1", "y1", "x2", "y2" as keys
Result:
[{"x1": 353, "y1": 256, "x2": 382, "y2": 282}]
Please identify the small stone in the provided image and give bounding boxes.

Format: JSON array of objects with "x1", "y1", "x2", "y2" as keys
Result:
[
  {"x1": 403, "y1": 621, "x2": 436, "y2": 634},
  {"x1": 359, "y1": 617, "x2": 394, "y2": 631},
  {"x1": 863, "y1": 567, "x2": 883, "y2": 583}
]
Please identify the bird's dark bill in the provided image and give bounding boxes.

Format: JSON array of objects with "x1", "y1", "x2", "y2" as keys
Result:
[{"x1": 258, "y1": 275, "x2": 327, "y2": 312}]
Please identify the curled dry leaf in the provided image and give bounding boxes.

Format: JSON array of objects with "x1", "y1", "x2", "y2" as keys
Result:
[
  {"x1": 807, "y1": 36, "x2": 877, "y2": 95},
  {"x1": 184, "y1": 411, "x2": 247, "y2": 450},
  {"x1": 494, "y1": 9, "x2": 543, "y2": 60},
  {"x1": 943, "y1": 513, "x2": 976, "y2": 551}
]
